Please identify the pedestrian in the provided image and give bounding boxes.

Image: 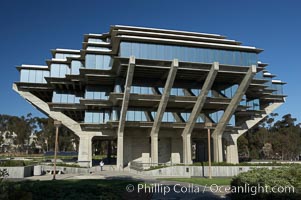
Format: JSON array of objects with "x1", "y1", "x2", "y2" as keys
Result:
[{"x1": 100, "y1": 160, "x2": 104, "y2": 171}]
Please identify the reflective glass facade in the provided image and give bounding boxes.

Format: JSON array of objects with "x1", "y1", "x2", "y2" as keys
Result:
[
  {"x1": 126, "y1": 110, "x2": 148, "y2": 121},
  {"x1": 84, "y1": 110, "x2": 111, "y2": 123},
  {"x1": 52, "y1": 91, "x2": 81, "y2": 104},
  {"x1": 50, "y1": 64, "x2": 70, "y2": 78},
  {"x1": 151, "y1": 112, "x2": 176, "y2": 122},
  {"x1": 181, "y1": 113, "x2": 204, "y2": 123},
  {"x1": 247, "y1": 99, "x2": 260, "y2": 110},
  {"x1": 120, "y1": 42, "x2": 258, "y2": 66},
  {"x1": 71, "y1": 61, "x2": 83, "y2": 75},
  {"x1": 85, "y1": 54, "x2": 112, "y2": 69},
  {"x1": 85, "y1": 86, "x2": 108, "y2": 100},
  {"x1": 272, "y1": 83, "x2": 284, "y2": 95},
  {"x1": 20, "y1": 69, "x2": 49, "y2": 83},
  {"x1": 131, "y1": 86, "x2": 153, "y2": 94},
  {"x1": 221, "y1": 85, "x2": 238, "y2": 98}
]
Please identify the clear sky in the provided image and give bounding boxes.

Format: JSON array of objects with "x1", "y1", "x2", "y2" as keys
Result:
[{"x1": 0, "y1": 0, "x2": 300, "y2": 122}]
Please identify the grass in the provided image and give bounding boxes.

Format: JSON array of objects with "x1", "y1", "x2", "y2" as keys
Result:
[
  {"x1": 0, "y1": 179, "x2": 152, "y2": 200},
  {"x1": 158, "y1": 177, "x2": 232, "y2": 186}
]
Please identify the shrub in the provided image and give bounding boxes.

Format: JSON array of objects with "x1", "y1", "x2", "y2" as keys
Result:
[
  {"x1": 0, "y1": 160, "x2": 37, "y2": 167},
  {"x1": 0, "y1": 169, "x2": 9, "y2": 199},
  {"x1": 230, "y1": 165, "x2": 301, "y2": 200}
]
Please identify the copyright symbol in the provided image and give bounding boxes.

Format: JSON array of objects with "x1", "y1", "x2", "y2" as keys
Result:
[{"x1": 126, "y1": 184, "x2": 135, "y2": 192}]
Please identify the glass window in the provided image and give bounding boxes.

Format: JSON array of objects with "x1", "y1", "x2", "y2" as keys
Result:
[
  {"x1": 84, "y1": 112, "x2": 93, "y2": 123},
  {"x1": 119, "y1": 42, "x2": 258, "y2": 66},
  {"x1": 104, "y1": 111, "x2": 110, "y2": 122},
  {"x1": 93, "y1": 112, "x2": 100, "y2": 123},
  {"x1": 52, "y1": 91, "x2": 61, "y2": 103},
  {"x1": 132, "y1": 43, "x2": 140, "y2": 57},
  {"x1": 191, "y1": 89, "x2": 201, "y2": 96},
  {"x1": 229, "y1": 115, "x2": 235, "y2": 126},
  {"x1": 126, "y1": 111, "x2": 135, "y2": 121},
  {"x1": 140, "y1": 43, "x2": 148, "y2": 59},
  {"x1": 196, "y1": 115, "x2": 204, "y2": 123},
  {"x1": 95, "y1": 55, "x2": 103, "y2": 69},
  {"x1": 20, "y1": 69, "x2": 29, "y2": 82},
  {"x1": 35, "y1": 70, "x2": 43, "y2": 83},
  {"x1": 29, "y1": 70, "x2": 36, "y2": 83},
  {"x1": 71, "y1": 61, "x2": 82, "y2": 75},
  {"x1": 164, "y1": 45, "x2": 173, "y2": 60},
  {"x1": 162, "y1": 112, "x2": 175, "y2": 122},
  {"x1": 55, "y1": 53, "x2": 64, "y2": 59},
  {"x1": 85, "y1": 54, "x2": 111, "y2": 69},
  {"x1": 181, "y1": 113, "x2": 190, "y2": 122},
  {"x1": 103, "y1": 55, "x2": 111, "y2": 69},
  {"x1": 42, "y1": 71, "x2": 49, "y2": 83},
  {"x1": 86, "y1": 54, "x2": 96, "y2": 69}
]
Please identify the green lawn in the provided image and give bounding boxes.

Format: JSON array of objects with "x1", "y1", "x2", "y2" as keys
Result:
[
  {"x1": 0, "y1": 179, "x2": 152, "y2": 200},
  {"x1": 158, "y1": 177, "x2": 232, "y2": 186}
]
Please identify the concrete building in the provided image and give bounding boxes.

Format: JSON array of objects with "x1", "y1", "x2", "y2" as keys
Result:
[{"x1": 13, "y1": 25, "x2": 286, "y2": 168}]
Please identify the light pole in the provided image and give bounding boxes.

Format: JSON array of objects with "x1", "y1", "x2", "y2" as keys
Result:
[
  {"x1": 53, "y1": 120, "x2": 62, "y2": 180},
  {"x1": 205, "y1": 122, "x2": 212, "y2": 179}
]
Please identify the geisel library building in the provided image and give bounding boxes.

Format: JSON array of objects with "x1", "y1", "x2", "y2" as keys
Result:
[{"x1": 13, "y1": 25, "x2": 286, "y2": 168}]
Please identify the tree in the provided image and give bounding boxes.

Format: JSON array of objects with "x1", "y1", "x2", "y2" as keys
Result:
[
  {"x1": 238, "y1": 113, "x2": 301, "y2": 161},
  {"x1": 35, "y1": 118, "x2": 79, "y2": 152}
]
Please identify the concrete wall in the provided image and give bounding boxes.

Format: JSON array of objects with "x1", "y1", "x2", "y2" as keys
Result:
[
  {"x1": 0, "y1": 166, "x2": 34, "y2": 178},
  {"x1": 130, "y1": 165, "x2": 277, "y2": 177},
  {"x1": 171, "y1": 138, "x2": 182, "y2": 164},
  {"x1": 159, "y1": 138, "x2": 171, "y2": 163},
  {"x1": 41, "y1": 165, "x2": 90, "y2": 174},
  {"x1": 123, "y1": 128, "x2": 186, "y2": 166}
]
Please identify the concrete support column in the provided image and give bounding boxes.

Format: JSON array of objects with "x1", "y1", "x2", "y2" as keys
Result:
[
  {"x1": 212, "y1": 134, "x2": 223, "y2": 162},
  {"x1": 150, "y1": 59, "x2": 178, "y2": 164},
  {"x1": 224, "y1": 134, "x2": 238, "y2": 163},
  {"x1": 181, "y1": 62, "x2": 219, "y2": 164},
  {"x1": 117, "y1": 136, "x2": 124, "y2": 168},
  {"x1": 78, "y1": 135, "x2": 93, "y2": 167},
  {"x1": 117, "y1": 56, "x2": 135, "y2": 169},
  {"x1": 182, "y1": 135, "x2": 192, "y2": 164},
  {"x1": 226, "y1": 143, "x2": 238, "y2": 164},
  {"x1": 151, "y1": 135, "x2": 158, "y2": 165},
  {"x1": 211, "y1": 65, "x2": 256, "y2": 163}
]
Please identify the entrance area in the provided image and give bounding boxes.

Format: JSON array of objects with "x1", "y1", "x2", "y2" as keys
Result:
[
  {"x1": 192, "y1": 139, "x2": 212, "y2": 163},
  {"x1": 92, "y1": 138, "x2": 117, "y2": 166}
]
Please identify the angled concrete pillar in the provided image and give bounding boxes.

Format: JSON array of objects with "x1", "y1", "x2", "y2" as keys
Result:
[
  {"x1": 212, "y1": 65, "x2": 256, "y2": 162},
  {"x1": 224, "y1": 134, "x2": 239, "y2": 164},
  {"x1": 117, "y1": 56, "x2": 135, "y2": 169},
  {"x1": 212, "y1": 134, "x2": 223, "y2": 163},
  {"x1": 223, "y1": 102, "x2": 284, "y2": 164},
  {"x1": 78, "y1": 135, "x2": 93, "y2": 167},
  {"x1": 182, "y1": 62, "x2": 219, "y2": 164},
  {"x1": 237, "y1": 102, "x2": 284, "y2": 137},
  {"x1": 13, "y1": 83, "x2": 83, "y2": 137},
  {"x1": 150, "y1": 59, "x2": 178, "y2": 164}
]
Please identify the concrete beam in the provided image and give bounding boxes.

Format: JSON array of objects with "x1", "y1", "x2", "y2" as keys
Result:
[
  {"x1": 117, "y1": 56, "x2": 135, "y2": 169},
  {"x1": 223, "y1": 102, "x2": 284, "y2": 164},
  {"x1": 12, "y1": 84, "x2": 103, "y2": 137},
  {"x1": 181, "y1": 62, "x2": 219, "y2": 164},
  {"x1": 237, "y1": 102, "x2": 284, "y2": 137},
  {"x1": 212, "y1": 65, "x2": 256, "y2": 162},
  {"x1": 150, "y1": 59, "x2": 178, "y2": 164}
]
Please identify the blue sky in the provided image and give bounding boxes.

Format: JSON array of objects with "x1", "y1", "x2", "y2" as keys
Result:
[{"x1": 0, "y1": 0, "x2": 300, "y2": 123}]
